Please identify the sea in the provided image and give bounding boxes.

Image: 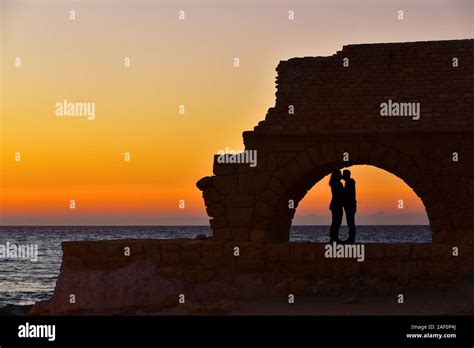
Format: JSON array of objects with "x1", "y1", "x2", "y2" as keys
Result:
[{"x1": 0, "y1": 225, "x2": 431, "y2": 306}]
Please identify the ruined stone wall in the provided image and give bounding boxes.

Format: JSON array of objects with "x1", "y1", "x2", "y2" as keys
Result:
[
  {"x1": 202, "y1": 133, "x2": 474, "y2": 244},
  {"x1": 256, "y1": 39, "x2": 474, "y2": 134},
  {"x1": 34, "y1": 40, "x2": 474, "y2": 315},
  {"x1": 33, "y1": 239, "x2": 474, "y2": 314},
  {"x1": 197, "y1": 39, "x2": 474, "y2": 244}
]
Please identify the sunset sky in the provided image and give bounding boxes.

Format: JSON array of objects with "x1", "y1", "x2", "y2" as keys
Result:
[{"x1": 1, "y1": 0, "x2": 472, "y2": 225}]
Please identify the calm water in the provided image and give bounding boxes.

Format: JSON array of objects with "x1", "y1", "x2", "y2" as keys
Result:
[{"x1": 0, "y1": 225, "x2": 431, "y2": 306}]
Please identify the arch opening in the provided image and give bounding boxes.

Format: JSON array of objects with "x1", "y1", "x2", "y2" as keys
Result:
[
  {"x1": 290, "y1": 165, "x2": 432, "y2": 243},
  {"x1": 251, "y1": 142, "x2": 447, "y2": 244}
]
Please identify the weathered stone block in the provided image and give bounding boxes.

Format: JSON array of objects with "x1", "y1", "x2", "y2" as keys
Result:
[
  {"x1": 151, "y1": 253, "x2": 161, "y2": 266},
  {"x1": 62, "y1": 242, "x2": 88, "y2": 256},
  {"x1": 238, "y1": 173, "x2": 270, "y2": 193},
  {"x1": 307, "y1": 145, "x2": 324, "y2": 164},
  {"x1": 87, "y1": 242, "x2": 107, "y2": 254},
  {"x1": 385, "y1": 245, "x2": 412, "y2": 260},
  {"x1": 63, "y1": 256, "x2": 84, "y2": 271},
  {"x1": 430, "y1": 245, "x2": 454, "y2": 261},
  {"x1": 357, "y1": 142, "x2": 372, "y2": 162},
  {"x1": 310, "y1": 263, "x2": 331, "y2": 277},
  {"x1": 109, "y1": 255, "x2": 130, "y2": 269},
  {"x1": 210, "y1": 217, "x2": 228, "y2": 229},
  {"x1": 196, "y1": 268, "x2": 216, "y2": 282},
  {"x1": 157, "y1": 266, "x2": 183, "y2": 279},
  {"x1": 267, "y1": 177, "x2": 287, "y2": 195},
  {"x1": 411, "y1": 244, "x2": 431, "y2": 259},
  {"x1": 85, "y1": 254, "x2": 109, "y2": 269},
  {"x1": 295, "y1": 151, "x2": 314, "y2": 173},
  {"x1": 183, "y1": 269, "x2": 196, "y2": 283},
  {"x1": 258, "y1": 190, "x2": 280, "y2": 206},
  {"x1": 249, "y1": 229, "x2": 276, "y2": 242},
  {"x1": 403, "y1": 261, "x2": 429, "y2": 277},
  {"x1": 238, "y1": 260, "x2": 265, "y2": 274},
  {"x1": 302, "y1": 243, "x2": 316, "y2": 262},
  {"x1": 368, "y1": 144, "x2": 388, "y2": 166},
  {"x1": 162, "y1": 242, "x2": 181, "y2": 253},
  {"x1": 278, "y1": 243, "x2": 290, "y2": 262},
  {"x1": 182, "y1": 241, "x2": 202, "y2": 252},
  {"x1": 225, "y1": 194, "x2": 255, "y2": 208},
  {"x1": 214, "y1": 175, "x2": 238, "y2": 194},
  {"x1": 286, "y1": 262, "x2": 312, "y2": 276},
  {"x1": 254, "y1": 201, "x2": 276, "y2": 219},
  {"x1": 286, "y1": 160, "x2": 305, "y2": 181},
  {"x1": 196, "y1": 176, "x2": 213, "y2": 190},
  {"x1": 265, "y1": 243, "x2": 280, "y2": 261},
  {"x1": 227, "y1": 207, "x2": 253, "y2": 228},
  {"x1": 181, "y1": 252, "x2": 200, "y2": 265},
  {"x1": 213, "y1": 228, "x2": 232, "y2": 241},
  {"x1": 213, "y1": 162, "x2": 236, "y2": 175},
  {"x1": 206, "y1": 204, "x2": 226, "y2": 217},
  {"x1": 105, "y1": 242, "x2": 124, "y2": 255},
  {"x1": 202, "y1": 256, "x2": 236, "y2": 270},
  {"x1": 201, "y1": 241, "x2": 224, "y2": 257},
  {"x1": 144, "y1": 242, "x2": 163, "y2": 254},
  {"x1": 203, "y1": 188, "x2": 220, "y2": 205},
  {"x1": 321, "y1": 142, "x2": 337, "y2": 162},
  {"x1": 242, "y1": 243, "x2": 265, "y2": 259},
  {"x1": 365, "y1": 244, "x2": 385, "y2": 259},
  {"x1": 161, "y1": 253, "x2": 180, "y2": 265},
  {"x1": 405, "y1": 165, "x2": 424, "y2": 187},
  {"x1": 289, "y1": 278, "x2": 309, "y2": 295},
  {"x1": 395, "y1": 156, "x2": 416, "y2": 178},
  {"x1": 290, "y1": 243, "x2": 306, "y2": 262}
]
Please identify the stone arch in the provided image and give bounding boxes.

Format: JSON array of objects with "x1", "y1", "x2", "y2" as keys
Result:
[
  {"x1": 254, "y1": 142, "x2": 444, "y2": 243},
  {"x1": 197, "y1": 136, "x2": 457, "y2": 244},
  {"x1": 197, "y1": 39, "x2": 474, "y2": 245}
]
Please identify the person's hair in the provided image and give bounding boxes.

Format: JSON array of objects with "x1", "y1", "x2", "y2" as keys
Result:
[
  {"x1": 343, "y1": 169, "x2": 351, "y2": 178},
  {"x1": 329, "y1": 170, "x2": 341, "y2": 187}
]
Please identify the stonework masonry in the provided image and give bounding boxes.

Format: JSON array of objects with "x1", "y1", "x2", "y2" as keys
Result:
[
  {"x1": 197, "y1": 39, "x2": 474, "y2": 244},
  {"x1": 32, "y1": 239, "x2": 473, "y2": 314},
  {"x1": 33, "y1": 40, "x2": 474, "y2": 314}
]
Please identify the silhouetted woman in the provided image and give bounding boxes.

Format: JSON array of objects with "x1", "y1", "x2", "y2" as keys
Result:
[{"x1": 328, "y1": 170, "x2": 344, "y2": 243}]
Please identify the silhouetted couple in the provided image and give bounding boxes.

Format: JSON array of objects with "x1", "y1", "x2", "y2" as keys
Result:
[{"x1": 329, "y1": 169, "x2": 357, "y2": 244}]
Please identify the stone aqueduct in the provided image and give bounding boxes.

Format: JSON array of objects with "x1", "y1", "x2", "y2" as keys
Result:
[
  {"x1": 36, "y1": 40, "x2": 474, "y2": 314},
  {"x1": 197, "y1": 39, "x2": 474, "y2": 245}
]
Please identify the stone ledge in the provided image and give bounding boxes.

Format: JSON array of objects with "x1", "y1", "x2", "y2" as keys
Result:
[
  {"x1": 61, "y1": 239, "x2": 473, "y2": 270},
  {"x1": 31, "y1": 239, "x2": 474, "y2": 315}
]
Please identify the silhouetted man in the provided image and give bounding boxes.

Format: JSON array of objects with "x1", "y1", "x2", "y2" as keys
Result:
[
  {"x1": 342, "y1": 169, "x2": 357, "y2": 244},
  {"x1": 328, "y1": 170, "x2": 344, "y2": 243}
]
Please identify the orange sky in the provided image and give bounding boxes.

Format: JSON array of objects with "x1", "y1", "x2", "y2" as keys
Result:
[{"x1": 1, "y1": 0, "x2": 472, "y2": 225}]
